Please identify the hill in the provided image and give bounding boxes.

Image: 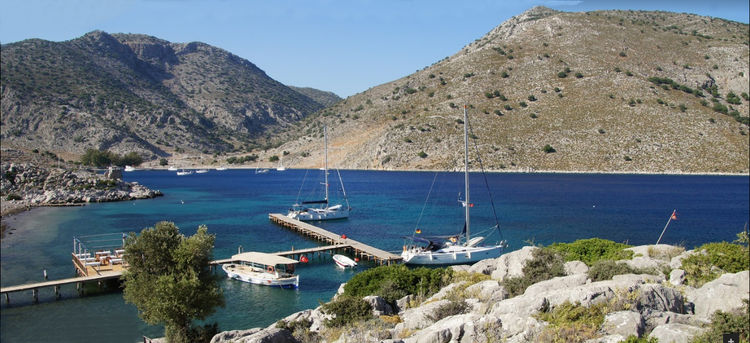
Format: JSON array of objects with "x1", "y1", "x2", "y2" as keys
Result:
[
  {"x1": 0, "y1": 31, "x2": 329, "y2": 160},
  {"x1": 270, "y1": 7, "x2": 749, "y2": 174}
]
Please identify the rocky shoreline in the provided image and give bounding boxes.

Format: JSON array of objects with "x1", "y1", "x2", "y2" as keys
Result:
[
  {"x1": 210, "y1": 244, "x2": 749, "y2": 343},
  {"x1": 1, "y1": 162, "x2": 163, "y2": 225}
]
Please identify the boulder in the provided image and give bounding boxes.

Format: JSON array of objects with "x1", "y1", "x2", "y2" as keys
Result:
[
  {"x1": 397, "y1": 294, "x2": 416, "y2": 313},
  {"x1": 425, "y1": 282, "x2": 467, "y2": 303},
  {"x1": 601, "y1": 311, "x2": 644, "y2": 338},
  {"x1": 363, "y1": 295, "x2": 395, "y2": 316},
  {"x1": 633, "y1": 284, "x2": 687, "y2": 313},
  {"x1": 584, "y1": 335, "x2": 627, "y2": 343},
  {"x1": 464, "y1": 280, "x2": 507, "y2": 303},
  {"x1": 619, "y1": 256, "x2": 664, "y2": 271},
  {"x1": 670, "y1": 250, "x2": 698, "y2": 269},
  {"x1": 397, "y1": 299, "x2": 451, "y2": 331},
  {"x1": 686, "y1": 270, "x2": 750, "y2": 319},
  {"x1": 669, "y1": 269, "x2": 686, "y2": 285},
  {"x1": 450, "y1": 265, "x2": 471, "y2": 273},
  {"x1": 490, "y1": 246, "x2": 538, "y2": 281},
  {"x1": 405, "y1": 313, "x2": 480, "y2": 343},
  {"x1": 467, "y1": 259, "x2": 496, "y2": 275},
  {"x1": 210, "y1": 327, "x2": 296, "y2": 343},
  {"x1": 523, "y1": 274, "x2": 588, "y2": 298},
  {"x1": 210, "y1": 328, "x2": 262, "y2": 343},
  {"x1": 564, "y1": 260, "x2": 589, "y2": 275},
  {"x1": 648, "y1": 323, "x2": 705, "y2": 343}
]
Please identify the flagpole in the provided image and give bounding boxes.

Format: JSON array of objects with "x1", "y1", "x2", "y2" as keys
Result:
[{"x1": 656, "y1": 209, "x2": 676, "y2": 245}]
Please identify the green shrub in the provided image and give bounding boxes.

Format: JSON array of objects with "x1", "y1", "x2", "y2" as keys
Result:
[
  {"x1": 427, "y1": 300, "x2": 468, "y2": 322},
  {"x1": 6, "y1": 193, "x2": 22, "y2": 201},
  {"x1": 343, "y1": 265, "x2": 452, "y2": 304},
  {"x1": 417, "y1": 151, "x2": 428, "y2": 158},
  {"x1": 557, "y1": 71, "x2": 568, "y2": 78},
  {"x1": 320, "y1": 296, "x2": 372, "y2": 328},
  {"x1": 588, "y1": 260, "x2": 636, "y2": 281},
  {"x1": 621, "y1": 335, "x2": 658, "y2": 343},
  {"x1": 542, "y1": 145, "x2": 556, "y2": 153},
  {"x1": 681, "y1": 242, "x2": 749, "y2": 287},
  {"x1": 690, "y1": 299, "x2": 749, "y2": 343},
  {"x1": 503, "y1": 248, "x2": 565, "y2": 297},
  {"x1": 548, "y1": 238, "x2": 633, "y2": 266},
  {"x1": 535, "y1": 301, "x2": 605, "y2": 343}
]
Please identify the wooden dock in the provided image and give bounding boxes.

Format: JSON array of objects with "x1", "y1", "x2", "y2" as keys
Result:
[
  {"x1": 1, "y1": 271, "x2": 123, "y2": 304},
  {"x1": 269, "y1": 213, "x2": 401, "y2": 265}
]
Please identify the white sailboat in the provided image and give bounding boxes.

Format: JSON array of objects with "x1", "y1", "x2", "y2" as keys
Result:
[
  {"x1": 276, "y1": 155, "x2": 286, "y2": 171},
  {"x1": 287, "y1": 126, "x2": 350, "y2": 221},
  {"x1": 401, "y1": 106, "x2": 507, "y2": 265}
]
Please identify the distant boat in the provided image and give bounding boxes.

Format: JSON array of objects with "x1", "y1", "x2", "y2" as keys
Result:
[
  {"x1": 216, "y1": 167, "x2": 227, "y2": 171},
  {"x1": 176, "y1": 169, "x2": 193, "y2": 176},
  {"x1": 196, "y1": 169, "x2": 209, "y2": 174},
  {"x1": 401, "y1": 106, "x2": 507, "y2": 265},
  {"x1": 276, "y1": 156, "x2": 286, "y2": 171},
  {"x1": 124, "y1": 165, "x2": 136, "y2": 172},
  {"x1": 332, "y1": 254, "x2": 357, "y2": 268},
  {"x1": 222, "y1": 251, "x2": 299, "y2": 289},
  {"x1": 288, "y1": 126, "x2": 350, "y2": 221},
  {"x1": 255, "y1": 162, "x2": 269, "y2": 174},
  {"x1": 168, "y1": 166, "x2": 178, "y2": 171}
]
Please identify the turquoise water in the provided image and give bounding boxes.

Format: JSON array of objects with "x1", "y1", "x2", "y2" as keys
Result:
[{"x1": 1, "y1": 170, "x2": 748, "y2": 342}]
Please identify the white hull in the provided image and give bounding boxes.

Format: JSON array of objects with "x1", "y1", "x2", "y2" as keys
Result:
[
  {"x1": 401, "y1": 244, "x2": 503, "y2": 265},
  {"x1": 168, "y1": 167, "x2": 178, "y2": 171},
  {"x1": 222, "y1": 264, "x2": 299, "y2": 288},
  {"x1": 176, "y1": 170, "x2": 193, "y2": 176},
  {"x1": 333, "y1": 254, "x2": 357, "y2": 268},
  {"x1": 288, "y1": 206, "x2": 349, "y2": 221},
  {"x1": 124, "y1": 166, "x2": 136, "y2": 172}
]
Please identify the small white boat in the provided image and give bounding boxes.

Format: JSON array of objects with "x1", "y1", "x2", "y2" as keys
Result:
[
  {"x1": 332, "y1": 254, "x2": 357, "y2": 268},
  {"x1": 176, "y1": 169, "x2": 193, "y2": 176},
  {"x1": 168, "y1": 166, "x2": 178, "y2": 171},
  {"x1": 196, "y1": 169, "x2": 209, "y2": 174},
  {"x1": 216, "y1": 167, "x2": 227, "y2": 171},
  {"x1": 276, "y1": 156, "x2": 286, "y2": 171},
  {"x1": 124, "y1": 165, "x2": 136, "y2": 172},
  {"x1": 222, "y1": 252, "x2": 299, "y2": 288}
]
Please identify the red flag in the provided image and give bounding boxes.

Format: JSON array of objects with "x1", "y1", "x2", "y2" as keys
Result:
[
  {"x1": 415, "y1": 229, "x2": 422, "y2": 234},
  {"x1": 469, "y1": 203, "x2": 474, "y2": 207},
  {"x1": 671, "y1": 210, "x2": 678, "y2": 220}
]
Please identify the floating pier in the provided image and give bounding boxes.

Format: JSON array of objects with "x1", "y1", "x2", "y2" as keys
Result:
[{"x1": 268, "y1": 213, "x2": 402, "y2": 265}]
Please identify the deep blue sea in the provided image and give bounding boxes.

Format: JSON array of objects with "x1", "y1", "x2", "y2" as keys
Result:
[{"x1": 1, "y1": 169, "x2": 748, "y2": 342}]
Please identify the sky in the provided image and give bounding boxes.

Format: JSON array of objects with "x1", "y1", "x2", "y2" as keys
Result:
[{"x1": 1, "y1": 1, "x2": 748, "y2": 98}]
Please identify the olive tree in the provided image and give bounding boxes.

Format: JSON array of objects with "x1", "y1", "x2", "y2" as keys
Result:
[{"x1": 123, "y1": 221, "x2": 224, "y2": 343}]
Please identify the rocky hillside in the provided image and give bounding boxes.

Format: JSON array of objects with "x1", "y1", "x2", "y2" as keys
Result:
[
  {"x1": 0, "y1": 31, "x2": 328, "y2": 159},
  {"x1": 211, "y1": 242, "x2": 749, "y2": 343},
  {"x1": 270, "y1": 7, "x2": 749, "y2": 173}
]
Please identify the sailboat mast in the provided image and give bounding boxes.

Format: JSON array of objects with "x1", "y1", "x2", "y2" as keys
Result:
[
  {"x1": 324, "y1": 126, "x2": 329, "y2": 205},
  {"x1": 464, "y1": 106, "x2": 470, "y2": 242}
]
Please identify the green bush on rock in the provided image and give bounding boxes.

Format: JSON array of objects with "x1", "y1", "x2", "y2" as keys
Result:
[
  {"x1": 320, "y1": 295, "x2": 372, "y2": 328},
  {"x1": 681, "y1": 241, "x2": 749, "y2": 287},
  {"x1": 548, "y1": 238, "x2": 633, "y2": 266},
  {"x1": 343, "y1": 265, "x2": 452, "y2": 305}
]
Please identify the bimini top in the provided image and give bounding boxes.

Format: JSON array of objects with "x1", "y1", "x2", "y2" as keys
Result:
[{"x1": 231, "y1": 252, "x2": 298, "y2": 266}]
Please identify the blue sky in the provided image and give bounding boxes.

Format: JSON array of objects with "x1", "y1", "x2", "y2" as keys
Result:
[{"x1": 1, "y1": 1, "x2": 747, "y2": 98}]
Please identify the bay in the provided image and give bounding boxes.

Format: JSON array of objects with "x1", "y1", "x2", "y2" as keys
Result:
[{"x1": 1, "y1": 170, "x2": 748, "y2": 342}]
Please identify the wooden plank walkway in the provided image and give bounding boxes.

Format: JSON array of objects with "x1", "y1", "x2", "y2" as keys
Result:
[
  {"x1": 1, "y1": 271, "x2": 123, "y2": 304},
  {"x1": 269, "y1": 213, "x2": 401, "y2": 265}
]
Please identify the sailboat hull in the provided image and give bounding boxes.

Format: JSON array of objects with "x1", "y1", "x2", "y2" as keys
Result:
[
  {"x1": 401, "y1": 244, "x2": 503, "y2": 265},
  {"x1": 288, "y1": 206, "x2": 349, "y2": 221}
]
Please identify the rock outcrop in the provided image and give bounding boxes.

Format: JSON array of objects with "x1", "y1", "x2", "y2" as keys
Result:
[
  {"x1": 1, "y1": 163, "x2": 162, "y2": 216},
  {"x1": 211, "y1": 243, "x2": 748, "y2": 343}
]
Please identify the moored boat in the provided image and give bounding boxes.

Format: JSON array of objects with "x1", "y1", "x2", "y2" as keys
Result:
[
  {"x1": 176, "y1": 169, "x2": 193, "y2": 176},
  {"x1": 332, "y1": 254, "x2": 357, "y2": 268},
  {"x1": 221, "y1": 251, "x2": 299, "y2": 288},
  {"x1": 196, "y1": 169, "x2": 209, "y2": 174}
]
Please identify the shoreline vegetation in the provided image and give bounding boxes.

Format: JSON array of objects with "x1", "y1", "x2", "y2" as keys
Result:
[{"x1": 210, "y1": 237, "x2": 749, "y2": 343}]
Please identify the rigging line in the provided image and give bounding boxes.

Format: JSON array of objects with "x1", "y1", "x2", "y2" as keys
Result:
[
  {"x1": 413, "y1": 172, "x2": 439, "y2": 237},
  {"x1": 336, "y1": 168, "x2": 351, "y2": 210},
  {"x1": 294, "y1": 169, "x2": 310, "y2": 205},
  {"x1": 466, "y1": 113, "x2": 503, "y2": 240}
]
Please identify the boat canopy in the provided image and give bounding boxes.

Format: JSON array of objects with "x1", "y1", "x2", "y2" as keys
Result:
[
  {"x1": 231, "y1": 252, "x2": 299, "y2": 266},
  {"x1": 301, "y1": 200, "x2": 328, "y2": 205}
]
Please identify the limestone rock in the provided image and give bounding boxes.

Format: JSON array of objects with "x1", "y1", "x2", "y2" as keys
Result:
[
  {"x1": 601, "y1": 311, "x2": 644, "y2": 338},
  {"x1": 584, "y1": 335, "x2": 626, "y2": 343},
  {"x1": 686, "y1": 270, "x2": 750, "y2": 319},
  {"x1": 363, "y1": 295, "x2": 395, "y2": 316},
  {"x1": 490, "y1": 246, "x2": 538, "y2": 281},
  {"x1": 523, "y1": 274, "x2": 588, "y2": 298},
  {"x1": 564, "y1": 260, "x2": 589, "y2": 275},
  {"x1": 669, "y1": 269, "x2": 686, "y2": 285},
  {"x1": 397, "y1": 299, "x2": 451, "y2": 331},
  {"x1": 464, "y1": 280, "x2": 507, "y2": 303},
  {"x1": 648, "y1": 323, "x2": 705, "y2": 343}
]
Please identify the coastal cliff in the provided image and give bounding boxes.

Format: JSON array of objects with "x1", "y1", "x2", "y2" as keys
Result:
[{"x1": 210, "y1": 243, "x2": 749, "y2": 343}]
